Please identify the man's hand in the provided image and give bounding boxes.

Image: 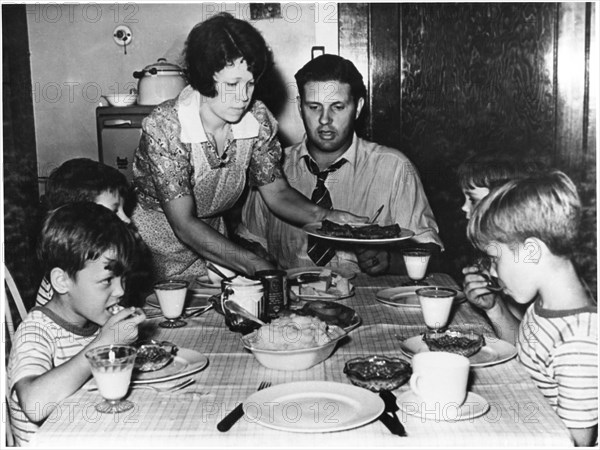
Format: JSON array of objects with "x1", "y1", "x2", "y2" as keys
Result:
[
  {"x1": 462, "y1": 265, "x2": 499, "y2": 311},
  {"x1": 356, "y1": 247, "x2": 390, "y2": 275}
]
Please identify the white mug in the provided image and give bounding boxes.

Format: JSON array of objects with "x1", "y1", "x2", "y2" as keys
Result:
[
  {"x1": 409, "y1": 352, "x2": 470, "y2": 408},
  {"x1": 221, "y1": 276, "x2": 264, "y2": 318}
]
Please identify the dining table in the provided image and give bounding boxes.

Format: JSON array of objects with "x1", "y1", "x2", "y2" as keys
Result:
[{"x1": 29, "y1": 272, "x2": 574, "y2": 448}]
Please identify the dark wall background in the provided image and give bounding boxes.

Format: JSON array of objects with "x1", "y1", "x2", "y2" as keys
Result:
[
  {"x1": 3, "y1": 5, "x2": 41, "y2": 308},
  {"x1": 340, "y1": 2, "x2": 597, "y2": 296}
]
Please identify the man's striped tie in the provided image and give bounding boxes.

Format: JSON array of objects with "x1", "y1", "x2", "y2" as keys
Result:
[{"x1": 305, "y1": 156, "x2": 348, "y2": 266}]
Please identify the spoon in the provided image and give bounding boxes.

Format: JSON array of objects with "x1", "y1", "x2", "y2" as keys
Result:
[
  {"x1": 473, "y1": 257, "x2": 504, "y2": 292},
  {"x1": 224, "y1": 300, "x2": 266, "y2": 326}
]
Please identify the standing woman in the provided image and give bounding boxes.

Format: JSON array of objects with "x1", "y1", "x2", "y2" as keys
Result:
[{"x1": 132, "y1": 13, "x2": 363, "y2": 280}]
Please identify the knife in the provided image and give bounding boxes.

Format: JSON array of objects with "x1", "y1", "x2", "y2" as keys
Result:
[
  {"x1": 379, "y1": 390, "x2": 407, "y2": 437},
  {"x1": 217, "y1": 403, "x2": 244, "y2": 432}
]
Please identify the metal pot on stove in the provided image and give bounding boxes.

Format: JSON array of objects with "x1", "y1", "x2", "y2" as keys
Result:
[{"x1": 133, "y1": 58, "x2": 187, "y2": 105}]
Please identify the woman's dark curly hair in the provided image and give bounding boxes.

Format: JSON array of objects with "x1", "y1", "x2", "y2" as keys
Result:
[{"x1": 184, "y1": 13, "x2": 272, "y2": 97}]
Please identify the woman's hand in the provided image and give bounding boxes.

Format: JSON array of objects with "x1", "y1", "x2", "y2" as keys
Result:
[
  {"x1": 324, "y1": 209, "x2": 368, "y2": 224},
  {"x1": 95, "y1": 307, "x2": 146, "y2": 347},
  {"x1": 462, "y1": 265, "x2": 499, "y2": 311}
]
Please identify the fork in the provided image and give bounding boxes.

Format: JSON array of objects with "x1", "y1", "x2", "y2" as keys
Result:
[
  {"x1": 136, "y1": 378, "x2": 196, "y2": 393},
  {"x1": 87, "y1": 377, "x2": 195, "y2": 394},
  {"x1": 369, "y1": 205, "x2": 384, "y2": 224},
  {"x1": 217, "y1": 381, "x2": 272, "y2": 432}
]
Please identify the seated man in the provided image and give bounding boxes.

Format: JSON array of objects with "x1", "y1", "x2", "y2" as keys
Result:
[{"x1": 236, "y1": 54, "x2": 442, "y2": 275}]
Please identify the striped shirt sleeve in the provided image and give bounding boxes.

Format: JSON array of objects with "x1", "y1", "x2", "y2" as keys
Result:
[
  {"x1": 8, "y1": 318, "x2": 55, "y2": 388},
  {"x1": 553, "y1": 336, "x2": 598, "y2": 428}
]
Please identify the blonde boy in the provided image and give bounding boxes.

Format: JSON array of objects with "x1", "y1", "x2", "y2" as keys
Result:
[{"x1": 467, "y1": 171, "x2": 597, "y2": 446}]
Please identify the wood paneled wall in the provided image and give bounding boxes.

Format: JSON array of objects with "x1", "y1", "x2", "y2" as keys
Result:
[{"x1": 339, "y1": 3, "x2": 596, "y2": 294}]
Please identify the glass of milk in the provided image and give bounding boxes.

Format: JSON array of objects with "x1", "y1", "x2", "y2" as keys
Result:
[
  {"x1": 416, "y1": 287, "x2": 458, "y2": 332},
  {"x1": 402, "y1": 248, "x2": 432, "y2": 285},
  {"x1": 85, "y1": 345, "x2": 137, "y2": 414},
  {"x1": 154, "y1": 279, "x2": 189, "y2": 328}
]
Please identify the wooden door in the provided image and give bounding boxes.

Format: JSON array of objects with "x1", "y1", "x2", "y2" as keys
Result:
[{"x1": 339, "y1": 3, "x2": 596, "y2": 293}]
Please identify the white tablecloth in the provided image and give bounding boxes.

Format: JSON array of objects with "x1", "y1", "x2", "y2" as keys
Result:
[{"x1": 29, "y1": 273, "x2": 573, "y2": 448}]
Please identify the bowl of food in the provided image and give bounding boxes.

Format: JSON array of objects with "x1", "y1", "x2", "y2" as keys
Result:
[
  {"x1": 422, "y1": 329, "x2": 485, "y2": 357},
  {"x1": 241, "y1": 315, "x2": 347, "y2": 371},
  {"x1": 103, "y1": 93, "x2": 138, "y2": 107},
  {"x1": 134, "y1": 340, "x2": 177, "y2": 372},
  {"x1": 344, "y1": 355, "x2": 412, "y2": 392}
]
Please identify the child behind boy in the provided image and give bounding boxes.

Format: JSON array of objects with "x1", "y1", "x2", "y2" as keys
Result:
[
  {"x1": 37, "y1": 158, "x2": 150, "y2": 307},
  {"x1": 7, "y1": 202, "x2": 146, "y2": 446},
  {"x1": 458, "y1": 153, "x2": 545, "y2": 318},
  {"x1": 466, "y1": 171, "x2": 597, "y2": 446}
]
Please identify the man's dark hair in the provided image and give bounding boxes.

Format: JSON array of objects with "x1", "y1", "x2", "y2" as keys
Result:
[
  {"x1": 38, "y1": 202, "x2": 136, "y2": 279},
  {"x1": 184, "y1": 13, "x2": 272, "y2": 97},
  {"x1": 294, "y1": 54, "x2": 367, "y2": 104}
]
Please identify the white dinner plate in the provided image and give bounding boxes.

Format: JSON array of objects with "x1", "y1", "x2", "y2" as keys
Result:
[
  {"x1": 286, "y1": 266, "x2": 357, "y2": 280},
  {"x1": 243, "y1": 381, "x2": 384, "y2": 433},
  {"x1": 289, "y1": 285, "x2": 355, "y2": 301},
  {"x1": 146, "y1": 292, "x2": 213, "y2": 312},
  {"x1": 302, "y1": 222, "x2": 415, "y2": 244},
  {"x1": 399, "y1": 335, "x2": 517, "y2": 368},
  {"x1": 287, "y1": 267, "x2": 356, "y2": 301},
  {"x1": 132, "y1": 348, "x2": 208, "y2": 384},
  {"x1": 397, "y1": 390, "x2": 490, "y2": 421},
  {"x1": 375, "y1": 286, "x2": 466, "y2": 308}
]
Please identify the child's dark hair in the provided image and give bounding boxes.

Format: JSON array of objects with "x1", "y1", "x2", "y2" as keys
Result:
[
  {"x1": 44, "y1": 158, "x2": 129, "y2": 210},
  {"x1": 184, "y1": 13, "x2": 272, "y2": 97},
  {"x1": 457, "y1": 153, "x2": 546, "y2": 191},
  {"x1": 38, "y1": 202, "x2": 136, "y2": 279},
  {"x1": 294, "y1": 54, "x2": 367, "y2": 105}
]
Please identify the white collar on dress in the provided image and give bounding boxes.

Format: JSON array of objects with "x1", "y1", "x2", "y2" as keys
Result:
[{"x1": 177, "y1": 85, "x2": 260, "y2": 143}]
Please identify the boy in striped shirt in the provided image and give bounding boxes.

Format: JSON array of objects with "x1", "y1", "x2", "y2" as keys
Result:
[
  {"x1": 467, "y1": 171, "x2": 597, "y2": 446},
  {"x1": 7, "y1": 203, "x2": 146, "y2": 446}
]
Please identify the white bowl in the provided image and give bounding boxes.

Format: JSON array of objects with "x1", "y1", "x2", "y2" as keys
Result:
[
  {"x1": 241, "y1": 326, "x2": 347, "y2": 371},
  {"x1": 104, "y1": 93, "x2": 137, "y2": 107},
  {"x1": 207, "y1": 263, "x2": 236, "y2": 285}
]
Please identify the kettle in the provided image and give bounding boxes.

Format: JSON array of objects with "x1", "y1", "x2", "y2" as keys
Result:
[{"x1": 133, "y1": 58, "x2": 187, "y2": 105}]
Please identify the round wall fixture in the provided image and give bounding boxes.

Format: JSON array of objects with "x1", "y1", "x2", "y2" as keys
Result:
[{"x1": 113, "y1": 25, "x2": 132, "y2": 46}]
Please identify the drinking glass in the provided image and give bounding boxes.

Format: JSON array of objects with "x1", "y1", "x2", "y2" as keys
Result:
[
  {"x1": 154, "y1": 279, "x2": 188, "y2": 328},
  {"x1": 403, "y1": 249, "x2": 431, "y2": 285},
  {"x1": 416, "y1": 287, "x2": 457, "y2": 332},
  {"x1": 85, "y1": 345, "x2": 137, "y2": 414}
]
